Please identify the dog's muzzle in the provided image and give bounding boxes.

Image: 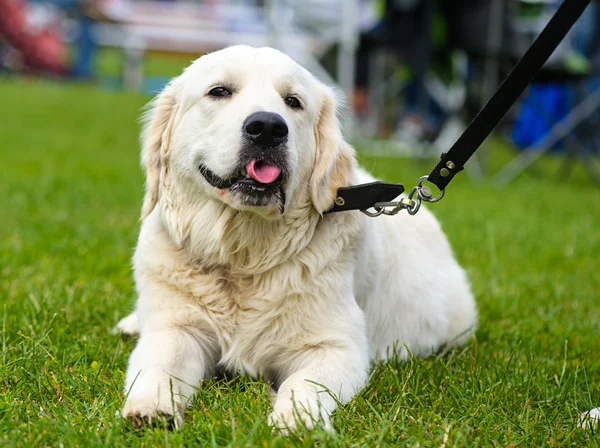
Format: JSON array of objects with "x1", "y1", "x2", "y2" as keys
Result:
[{"x1": 198, "y1": 111, "x2": 290, "y2": 210}]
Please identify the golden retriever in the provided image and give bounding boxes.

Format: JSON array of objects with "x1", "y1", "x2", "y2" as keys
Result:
[{"x1": 117, "y1": 45, "x2": 477, "y2": 432}]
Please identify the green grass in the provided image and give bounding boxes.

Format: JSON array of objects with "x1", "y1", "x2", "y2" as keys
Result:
[
  {"x1": 1, "y1": 79, "x2": 599, "y2": 447},
  {"x1": 97, "y1": 48, "x2": 194, "y2": 79}
]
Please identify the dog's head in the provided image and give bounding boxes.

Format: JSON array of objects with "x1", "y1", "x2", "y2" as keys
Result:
[{"x1": 140, "y1": 45, "x2": 355, "y2": 220}]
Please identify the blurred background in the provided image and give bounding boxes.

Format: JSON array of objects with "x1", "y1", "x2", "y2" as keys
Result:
[{"x1": 1, "y1": 0, "x2": 600, "y2": 184}]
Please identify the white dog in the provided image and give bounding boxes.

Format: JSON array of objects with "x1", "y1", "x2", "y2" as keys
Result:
[{"x1": 117, "y1": 45, "x2": 477, "y2": 432}]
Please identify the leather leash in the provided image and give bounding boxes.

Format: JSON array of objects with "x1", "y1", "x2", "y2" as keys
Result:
[{"x1": 326, "y1": 0, "x2": 592, "y2": 216}]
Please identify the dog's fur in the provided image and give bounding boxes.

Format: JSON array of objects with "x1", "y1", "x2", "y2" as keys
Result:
[{"x1": 117, "y1": 45, "x2": 477, "y2": 432}]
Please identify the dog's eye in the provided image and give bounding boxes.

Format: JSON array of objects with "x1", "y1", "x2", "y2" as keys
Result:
[
  {"x1": 285, "y1": 96, "x2": 302, "y2": 109},
  {"x1": 209, "y1": 87, "x2": 232, "y2": 98}
]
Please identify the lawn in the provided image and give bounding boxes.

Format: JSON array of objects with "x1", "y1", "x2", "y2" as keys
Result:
[{"x1": 1, "y1": 79, "x2": 599, "y2": 447}]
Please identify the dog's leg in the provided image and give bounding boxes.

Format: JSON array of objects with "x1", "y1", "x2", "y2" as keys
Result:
[
  {"x1": 115, "y1": 312, "x2": 139, "y2": 336},
  {"x1": 269, "y1": 347, "x2": 368, "y2": 433},
  {"x1": 121, "y1": 323, "x2": 215, "y2": 429}
]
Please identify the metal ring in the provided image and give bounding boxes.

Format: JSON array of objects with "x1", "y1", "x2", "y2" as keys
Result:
[
  {"x1": 416, "y1": 176, "x2": 445, "y2": 203},
  {"x1": 407, "y1": 187, "x2": 422, "y2": 215}
]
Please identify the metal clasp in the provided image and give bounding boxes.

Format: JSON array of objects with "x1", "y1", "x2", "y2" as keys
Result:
[
  {"x1": 360, "y1": 176, "x2": 444, "y2": 218},
  {"x1": 360, "y1": 198, "x2": 417, "y2": 217}
]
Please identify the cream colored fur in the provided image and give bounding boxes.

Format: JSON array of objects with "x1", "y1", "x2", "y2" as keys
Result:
[{"x1": 117, "y1": 45, "x2": 477, "y2": 432}]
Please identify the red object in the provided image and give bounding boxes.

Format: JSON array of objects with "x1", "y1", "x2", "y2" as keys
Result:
[{"x1": 0, "y1": 0, "x2": 68, "y2": 74}]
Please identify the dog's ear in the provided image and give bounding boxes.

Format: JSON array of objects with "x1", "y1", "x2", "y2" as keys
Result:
[
  {"x1": 310, "y1": 87, "x2": 356, "y2": 214},
  {"x1": 140, "y1": 82, "x2": 180, "y2": 219}
]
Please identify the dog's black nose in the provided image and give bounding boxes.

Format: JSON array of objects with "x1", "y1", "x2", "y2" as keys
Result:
[{"x1": 243, "y1": 112, "x2": 288, "y2": 148}]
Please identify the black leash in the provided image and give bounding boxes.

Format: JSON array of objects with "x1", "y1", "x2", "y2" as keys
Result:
[{"x1": 326, "y1": 0, "x2": 592, "y2": 216}]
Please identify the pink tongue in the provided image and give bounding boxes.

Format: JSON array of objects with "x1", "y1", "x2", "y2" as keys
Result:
[{"x1": 246, "y1": 160, "x2": 281, "y2": 184}]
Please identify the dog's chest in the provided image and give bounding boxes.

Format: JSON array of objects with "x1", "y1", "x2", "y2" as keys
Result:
[{"x1": 167, "y1": 263, "x2": 301, "y2": 377}]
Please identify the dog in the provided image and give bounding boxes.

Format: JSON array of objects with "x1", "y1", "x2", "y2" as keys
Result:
[{"x1": 116, "y1": 45, "x2": 477, "y2": 432}]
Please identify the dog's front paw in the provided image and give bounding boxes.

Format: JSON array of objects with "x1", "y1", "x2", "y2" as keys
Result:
[
  {"x1": 122, "y1": 394, "x2": 184, "y2": 430},
  {"x1": 268, "y1": 400, "x2": 331, "y2": 435},
  {"x1": 114, "y1": 312, "x2": 140, "y2": 336}
]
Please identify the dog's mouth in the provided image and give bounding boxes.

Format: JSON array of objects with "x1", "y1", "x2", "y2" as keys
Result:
[{"x1": 199, "y1": 160, "x2": 287, "y2": 209}]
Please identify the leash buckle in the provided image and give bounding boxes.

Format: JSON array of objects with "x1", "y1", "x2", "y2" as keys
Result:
[{"x1": 360, "y1": 176, "x2": 444, "y2": 218}]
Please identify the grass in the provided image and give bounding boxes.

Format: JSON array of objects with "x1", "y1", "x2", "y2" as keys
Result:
[
  {"x1": 1, "y1": 79, "x2": 599, "y2": 447},
  {"x1": 97, "y1": 48, "x2": 193, "y2": 79}
]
